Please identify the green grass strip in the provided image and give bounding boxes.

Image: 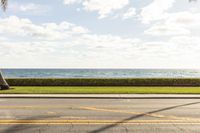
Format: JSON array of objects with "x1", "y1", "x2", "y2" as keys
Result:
[{"x1": 1, "y1": 86, "x2": 200, "y2": 94}]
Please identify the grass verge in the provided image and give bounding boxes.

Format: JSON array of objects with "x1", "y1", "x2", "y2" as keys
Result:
[{"x1": 1, "y1": 86, "x2": 200, "y2": 94}]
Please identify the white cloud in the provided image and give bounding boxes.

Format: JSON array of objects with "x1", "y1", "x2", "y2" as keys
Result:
[
  {"x1": 19, "y1": 3, "x2": 40, "y2": 11},
  {"x1": 170, "y1": 36, "x2": 200, "y2": 47},
  {"x1": 0, "y1": 37, "x2": 7, "y2": 41},
  {"x1": 1, "y1": 15, "x2": 200, "y2": 68},
  {"x1": 122, "y1": 7, "x2": 136, "y2": 19},
  {"x1": 72, "y1": 26, "x2": 89, "y2": 34},
  {"x1": 0, "y1": 16, "x2": 143, "y2": 68},
  {"x1": 145, "y1": 23, "x2": 191, "y2": 36},
  {"x1": 63, "y1": 0, "x2": 130, "y2": 19},
  {"x1": 9, "y1": 3, "x2": 50, "y2": 14},
  {"x1": 0, "y1": 16, "x2": 89, "y2": 41},
  {"x1": 144, "y1": 11, "x2": 200, "y2": 36},
  {"x1": 74, "y1": 34, "x2": 140, "y2": 49},
  {"x1": 140, "y1": 0, "x2": 175, "y2": 24},
  {"x1": 64, "y1": 0, "x2": 82, "y2": 5},
  {"x1": 83, "y1": 0, "x2": 129, "y2": 19},
  {"x1": 166, "y1": 12, "x2": 200, "y2": 27}
]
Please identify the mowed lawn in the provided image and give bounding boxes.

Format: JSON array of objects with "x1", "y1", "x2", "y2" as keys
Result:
[{"x1": 1, "y1": 86, "x2": 200, "y2": 94}]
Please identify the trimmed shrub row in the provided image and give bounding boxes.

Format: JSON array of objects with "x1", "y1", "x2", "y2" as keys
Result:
[{"x1": 5, "y1": 78, "x2": 200, "y2": 86}]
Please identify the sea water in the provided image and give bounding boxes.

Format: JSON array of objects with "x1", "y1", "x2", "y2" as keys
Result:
[{"x1": 1, "y1": 69, "x2": 200, "y2": 78}]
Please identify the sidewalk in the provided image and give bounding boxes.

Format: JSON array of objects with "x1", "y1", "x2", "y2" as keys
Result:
[{"x1": 1, "y1": 94, "x2": 200, "y2": 99}]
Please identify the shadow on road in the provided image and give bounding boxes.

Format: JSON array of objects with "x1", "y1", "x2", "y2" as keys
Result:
[
  {"x1": 89, "y1": 101, "x2": 200, "y2": 133},
  {"x1": 3, "y1": 115, "x2": 59, "y2": 133}
]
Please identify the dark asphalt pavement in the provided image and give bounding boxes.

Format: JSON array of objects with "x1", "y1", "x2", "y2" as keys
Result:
[{"x1": 0, "y1": 98, "x2": 200, "y2": 133}]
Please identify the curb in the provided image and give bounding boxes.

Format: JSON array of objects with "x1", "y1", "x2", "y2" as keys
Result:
[{"x1": 1, "y1": 94, "x2": 200, "y2": 99}]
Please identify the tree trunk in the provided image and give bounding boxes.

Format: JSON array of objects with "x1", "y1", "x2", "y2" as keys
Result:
[{"x1": 0, "y1": 70, "x2": 9, "y2": 90}]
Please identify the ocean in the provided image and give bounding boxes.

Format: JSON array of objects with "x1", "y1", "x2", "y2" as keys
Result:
[{"x1": 1, "y1": 69, "x2": 200, "y2": 78}]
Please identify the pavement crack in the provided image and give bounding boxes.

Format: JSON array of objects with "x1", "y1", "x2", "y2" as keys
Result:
[
  {"x1": 121, "y1": 125, "x2": 128, "y2": 133},
  {"x1": 172, "y1": 123, "x2": 186, "y2": 132},
  {"x1": 67, "y1": 122, "x2": 74, "y2": 132}
]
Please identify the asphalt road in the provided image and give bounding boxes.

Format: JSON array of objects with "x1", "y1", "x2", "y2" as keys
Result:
[{"x1": 0, "y1": 98, "x2": 200, "y2": 133}]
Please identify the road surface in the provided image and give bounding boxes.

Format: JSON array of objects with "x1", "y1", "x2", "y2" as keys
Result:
[{"x1": 0, "y1": 98, "x2": 200, "y2": 133}]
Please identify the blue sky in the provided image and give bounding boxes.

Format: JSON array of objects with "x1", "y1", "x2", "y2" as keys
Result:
[{"x1": 0, "y1": 0, "x2": 200, "y2": 68}]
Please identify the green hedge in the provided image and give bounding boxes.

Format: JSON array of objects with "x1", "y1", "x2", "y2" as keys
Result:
[{"x1": 5, "y1": 78, "x2": 200, "y2": 86}]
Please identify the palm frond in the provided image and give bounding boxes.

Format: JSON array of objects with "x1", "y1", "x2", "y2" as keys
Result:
[{"x1": 1, "y1": 0, "x2": 8, "y2": 11}]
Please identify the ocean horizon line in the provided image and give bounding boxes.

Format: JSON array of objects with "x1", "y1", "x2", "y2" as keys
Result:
[{"x1": 1, "y1": 68, "x2": 200, "y2": 70}]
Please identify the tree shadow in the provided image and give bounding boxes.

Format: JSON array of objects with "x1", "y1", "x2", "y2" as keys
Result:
[
  {"x1": 3, "y1": 115, "x2": 60, "y2": 133},
  {"x1": 89, "y1": 101, "x2": 200, "y2": 133}
]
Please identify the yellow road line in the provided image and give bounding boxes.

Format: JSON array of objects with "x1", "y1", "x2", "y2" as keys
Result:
[
  {"x1": 0, "y1": 119, "x2": 200, "y2": 125},
  {"x1": 0, "y1": 105, "x2": 167, "y2": 119},
  {"x1": 1, "y1": 123, "x2": 200, "y2": 125},
  {"x1": 80, "y1": 106, "x2": 165, "y2": 118},
  {"x1": 0, "y1": 105, "x2": 198, "y2": 121},
  {"x1": 80, "y1": 106, "x2": 197, "y2": 121},
  {"x1": 0, "y1": 105, "x2": 73, "y2": 109}
]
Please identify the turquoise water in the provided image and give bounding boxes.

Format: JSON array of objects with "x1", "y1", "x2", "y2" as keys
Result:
[{"x1": 1, "y1": 69, "x2": 200, "y2": 78}]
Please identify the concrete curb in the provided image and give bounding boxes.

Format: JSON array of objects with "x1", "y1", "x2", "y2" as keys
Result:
[{"x1": 1, "y1": 94, "x2": 200, "y2": 99}]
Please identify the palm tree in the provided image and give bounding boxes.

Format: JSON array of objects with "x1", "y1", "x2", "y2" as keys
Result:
[
  {"x1": 0, "y1": 71, "x2": 9, "y2": 90},
  {"x1": 1, "y1": 0, "x2": 7, "y2": 11},
  {"x1": 0, "y1": 0, "x2": 9, "y2": 90}
]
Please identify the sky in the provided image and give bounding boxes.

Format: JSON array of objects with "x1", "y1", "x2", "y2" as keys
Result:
[{"x1": 0, "y1": 0, "x2": 200, "y2": 69}]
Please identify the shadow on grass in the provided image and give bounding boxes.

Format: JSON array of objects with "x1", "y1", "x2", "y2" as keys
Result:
[
  {"x1": 0, "y1": 87, "x2": 15, "y2": 91},
  {"x1": 89, "y1": 101, "x2": 200, "y2": 133}
]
